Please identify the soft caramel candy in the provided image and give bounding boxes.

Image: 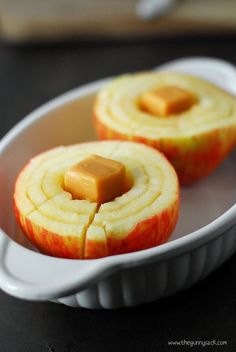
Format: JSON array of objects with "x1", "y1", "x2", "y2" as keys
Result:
[
  {"x1": 140, "y1": 85, "x2": 196, "y2": 116},
  {"x1": 64, "y1": 154, "x2": 126, "y2": 203}
]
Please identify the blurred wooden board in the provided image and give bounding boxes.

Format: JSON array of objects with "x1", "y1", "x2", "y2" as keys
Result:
[{"x1": 1, "y1": 0, "x2": 236, "y2": 42}]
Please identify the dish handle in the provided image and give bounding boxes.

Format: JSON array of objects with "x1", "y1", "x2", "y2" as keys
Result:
[
  {"x1": 0, "y1": 228, "x2": 113, "y2": 301},
  {"x1": 156, "y1": 56, "x2": 236, "y2": 95}
]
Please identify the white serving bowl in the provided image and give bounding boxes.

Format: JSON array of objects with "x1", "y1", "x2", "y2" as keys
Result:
[{"x1": 0, "y1": 57, "x2": 236, "y2": 309}]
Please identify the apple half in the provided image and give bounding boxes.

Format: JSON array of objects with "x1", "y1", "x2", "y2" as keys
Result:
[
  {"x1": 14, "y1": 141, "x2": 179, "y2": 259},
  {"x1": 94, "y1": 72, "x2": 236, "y2": 184}
]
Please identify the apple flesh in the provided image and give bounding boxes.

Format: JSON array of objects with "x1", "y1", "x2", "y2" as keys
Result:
[
  {"x1": 94, "y1": 117, "x2": 236, "y2": 184},
  {"x1": 85, "y1": 201, "x2": 178, "y2": 258},
  {"x1": 93, "y1": 72, "x2": 236, "y2": 184},
  {"x1": 14, "y1": 141, "x2": 179, "y2": 259}
]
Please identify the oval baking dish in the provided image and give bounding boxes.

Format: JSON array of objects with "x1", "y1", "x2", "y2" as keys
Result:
[{"x1": 0, "y1": 57, "x2": 236, "y2": 309}]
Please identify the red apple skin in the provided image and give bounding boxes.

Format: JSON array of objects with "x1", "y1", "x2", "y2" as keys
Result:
[
  {"x1": 85, "y1": 238, "x2": 107, "y2": 259},
  {"x1": 94, "y1": 115, "x2": 236, "y2": 185},
  {"x1": 14, "y1": 193, "x2": 179, "y2": 259},
  {"x1": 14, "y1": 200, "x2": 83, "y2": 259},
  {"x1": 84, "y1": 195, "x2": 179, "y2": 259}
]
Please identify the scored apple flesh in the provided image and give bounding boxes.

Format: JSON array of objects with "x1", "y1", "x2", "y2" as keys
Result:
[
  {"x1": 14, "y1": 141, "x2": 179, "y2": 259},
  {"x1": 93, "y1": 72, "x2": 236, "y2": 184}
]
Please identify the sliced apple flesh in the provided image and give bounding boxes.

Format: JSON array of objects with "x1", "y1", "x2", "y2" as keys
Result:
[
  {"x1": 14, "y1": 141, "x2": 179, "y2": 259},
  {"x1": 94, "y1": 72, "x2": 236, "y2": 184}
]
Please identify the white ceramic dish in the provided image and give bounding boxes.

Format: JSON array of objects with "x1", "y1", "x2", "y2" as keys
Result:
[{"x1": 0, "y1": 57, "x2": 236, "y2": 309}]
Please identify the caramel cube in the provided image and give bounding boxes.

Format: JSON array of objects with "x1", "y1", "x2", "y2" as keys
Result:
[
  {"x1": 64, "y1": 154, "x2": 126, "y2": 203},
  {"x1": 140, "y1": 85, "x2": 196, "y2": 116}
]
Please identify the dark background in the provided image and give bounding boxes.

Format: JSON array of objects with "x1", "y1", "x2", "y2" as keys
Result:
[{"x1": 0, "y1": 35, "x2": 236, "y2": 351}]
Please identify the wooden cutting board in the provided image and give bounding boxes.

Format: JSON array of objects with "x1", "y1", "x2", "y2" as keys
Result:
[{"x1": 1, "y1": 0, "x2": 236, "y2": 42}]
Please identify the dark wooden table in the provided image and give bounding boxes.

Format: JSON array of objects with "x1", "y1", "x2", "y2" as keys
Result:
[{"x1": 0, "y1": 35, "x2": 236, "y2": 352}]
